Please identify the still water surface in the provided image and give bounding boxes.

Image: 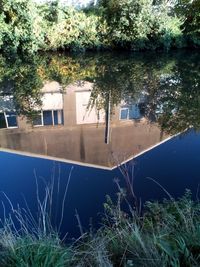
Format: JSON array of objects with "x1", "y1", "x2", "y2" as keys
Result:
[{"x1": 0, "y1": 50, "x2": 200, "y2": 237}]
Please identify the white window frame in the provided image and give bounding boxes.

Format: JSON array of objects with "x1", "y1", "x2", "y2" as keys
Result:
[
  {"x1": 119, "y1": 104, "x2": 142, "y2": 121},
  {"x1": 33, "y1": 110, "x2": 63, "y2": 127},
  {"x1": 0, "y1": 111, "x2": 18, "y2": 129},
  {"x1": 119, "y1": 107, "x2": 129, "y2": 120}
]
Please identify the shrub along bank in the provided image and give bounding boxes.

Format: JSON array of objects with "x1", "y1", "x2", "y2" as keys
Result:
[
  {"x1": 0, "y1": 191, "x2": 200, "y2": 266},
  {"x1": 0, "y1": 0, "x2": 200, "y2": 55}
]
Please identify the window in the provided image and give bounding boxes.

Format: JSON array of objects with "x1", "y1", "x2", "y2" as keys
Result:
[
  {"x1": 33, "y1": 113, "x2": 43, "y2": 126},
  {"x1": 120, "y1": 104, "x2": 142, "y2": 120},
  {"x1": 0, "y1": 111, "x2": 18, "y2": 129},
  {"x1": 43, "y1": 111, "x2": 53, "y2": 125},
  {"x1": 120, "y1": 108, "x2": 129, "y2": 120},
  {"x1": 6, "y1": 112, "x2": 18, "y2": 127},
  {"x1": 54, "y1": 110, "x2": 63, "y2": 125},
  {"x1": 129, "y1": 104, "x2": 142, "y2": 119},
  {"x1": 33, "y1": 110, "x2": 64, "y2": 126},
  {"x1": 0, "y1": 113, "x2": 6, "y2": 128}
]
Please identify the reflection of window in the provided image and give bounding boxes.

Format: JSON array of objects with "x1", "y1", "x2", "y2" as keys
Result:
[
  {"x1": 129, "y1": 104, "x2": 142, "y2": 119},
  {"x1": 0, "y1": 112, "x2": 18, "y2": 129},
  {"x1": 43, "y1": 111, "x2": 53, "y2": 125},
  {"x1": 33, "y1": 110, "x2": 64, "y2": 126},
  {"x1": 120, "y1": 104, "x2": 142, "y2": 120},
  {"x1": 0, "y1": 113, "x2": 7, "y2": 128},
  {"x1": 53, "y1": 110, "x2": 63, "y2": 125},
  {"x1": 120, "y1": 108, "x2": 129, "y2": 120},
  {"x1": 33, "y1": 113, "x2": 43, "y2": 126}
]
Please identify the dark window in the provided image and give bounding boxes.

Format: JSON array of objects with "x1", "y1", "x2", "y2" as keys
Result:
[
  {"x1": 43, "y1": 110, "x2": 53, "y2": 125},
  {"x1": 6, "y1": 112, "x2": 17, "y2": 127},
  {"x1": 33, "y1": 113, "x2": 42, "y2": 126},
  {"x1": 129, "y1": 105, "x2": 141, "y2": 119},
  {"x1": 0, "y1": 113, "x2": 6, "y2": 128},
  {"x1": 54, "y1": 110, "x2": 64, "y2": 125}
]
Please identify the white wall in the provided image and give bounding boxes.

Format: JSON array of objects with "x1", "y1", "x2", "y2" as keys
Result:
[{"x1": 76, "y1": 91, "x2": 105, "y2": 124}]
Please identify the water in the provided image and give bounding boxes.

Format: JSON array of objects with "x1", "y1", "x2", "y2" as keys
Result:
[{"x1": 0, "y1": 50, "x2": 200, "y2": 238}]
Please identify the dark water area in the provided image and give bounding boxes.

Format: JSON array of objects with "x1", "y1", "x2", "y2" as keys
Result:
[
  {"x1": 0, "y1": 129, "x2": 200, "y2": 238},
  {"x1": 0, "y1": 50, "x2": 200, "y2": 238}
]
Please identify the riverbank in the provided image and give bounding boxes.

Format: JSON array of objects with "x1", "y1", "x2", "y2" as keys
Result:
[{"x1": 0, "y1": 190, "x2": 199, "y2": 267}]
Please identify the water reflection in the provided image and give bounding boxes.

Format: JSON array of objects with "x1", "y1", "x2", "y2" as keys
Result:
[
  {"x1": 0, "y1": 50, "x2": 199, "y2": 167},
  {"x1": 0, "y1": 80, "x2": 169, "y2": 167}
]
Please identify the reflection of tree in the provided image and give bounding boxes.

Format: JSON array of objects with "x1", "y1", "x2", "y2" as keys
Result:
[
  {"x1": 88, "y1": 52, "x2": 177, "y2": 123},
  {"x1": 37, "y1": 55, "x2": 94, "y2": 86},
  {"x1": 147, "y1": 52, "x2": 200, "y2": 134},
  {"x1": 87, "y1": 51, "x2": 200, "y2": 136},
  {"x1": 0, "y1": 56, "x2": 43, "y2": 122},
  {"x1": 0, "y1": 53, "x2": 98, "y2": 122},
  {"x1": 0, "y1": 51, "x2": 200, "y2": 134},
  {"x1": 88, "y1": 53, "x2": 146, "y2": 113}
]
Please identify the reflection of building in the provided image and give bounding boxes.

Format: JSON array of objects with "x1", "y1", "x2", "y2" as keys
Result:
[
  {"x1": 0, "y1": 81, "x2": 170, "y2": 168},
  {"x1": 0, "y1": 81, "x2": 104, "y2": 129},
  {"x1": 33, "y1": 82, "x2": 64, "y2": 126}
]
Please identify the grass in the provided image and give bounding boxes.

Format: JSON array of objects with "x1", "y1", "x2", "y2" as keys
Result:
[
  {"x1": 0, "y1": 170, "x2": 199, "y2": 267},
  {"x1": 2, "y1": 236, "x2": 72, "y2": 267}
]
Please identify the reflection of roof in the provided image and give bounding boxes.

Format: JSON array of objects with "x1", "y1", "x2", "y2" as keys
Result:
[
  {"x1": 66, "y1": 81, "x2": 93, "y2": 93},
  {"x1": 0, "y1": 81, "x2": 64, "y2": 112},
  {"x1": 0, "y1": 95, "x2": 15, "y2": 112},
  {"x1": 41, "y1": 81, "x2": 62, "y2": 93}
]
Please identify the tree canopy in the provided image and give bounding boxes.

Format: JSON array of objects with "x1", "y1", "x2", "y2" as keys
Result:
[{"x1": 0, "y1": 0, "x2": 199, "y2": 55}]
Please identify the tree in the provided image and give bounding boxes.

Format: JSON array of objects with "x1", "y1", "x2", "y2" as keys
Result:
[
  {"x1": 175, "y1": 0, "x2": 200, "y2": 46},
  {"x1": 0, "y1": 56, "x2": 43, "y2": 121},
  {"x1": 0, "y1": 0, "x2": 43, "y2": 55},
  {"x1": 99, "y1": 0, "x2": 183, "y2": 50}
]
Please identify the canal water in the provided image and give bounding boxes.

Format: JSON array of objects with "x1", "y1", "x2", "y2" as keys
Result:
[{"x1": 0, "y1": 50, "x2": 200, "y2": 238}]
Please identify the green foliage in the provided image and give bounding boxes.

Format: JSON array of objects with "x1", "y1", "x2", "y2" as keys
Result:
[
  {"x1": 99, "y1": 0, "x2": 184, "y2": 50},
  {"x1": 98, "y1": 190, "x2": 200, "y2": 266},
  {"x1": 0, "y1": 170, "x2": 74, "y2": 267},
  {"x1": 73, "y1": 191, "x2": 200, "y2": 266},
  {"x1": 0, "y1": 182, "x2": 200, "y2": 266},
  {"x1": 43, "y1": 7, "x2": 102, "y2": 51},
  {"x1": 0, "y1": 0, "x2": 199, "y2": 55},
  {"x1": 4, "y1": 237, "x2": 72, "y2": 267},
  {"x1": 0, "y1": 0, "x2": 43, "y2": 55},
  {"x1": 175, "y1": 0, "x2": 200, "y2": 46},
  {"x1": 0, "y1": 56, "x2": 43, "y2": 121}
]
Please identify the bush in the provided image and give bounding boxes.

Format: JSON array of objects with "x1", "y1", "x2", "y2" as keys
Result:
[{"x1": 43, "y1": 7, "x2": 102, "y2": 51}]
